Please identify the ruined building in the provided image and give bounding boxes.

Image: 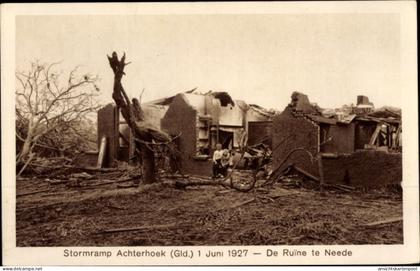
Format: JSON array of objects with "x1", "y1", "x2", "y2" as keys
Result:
[
  {"x1": 272, "y1": 92, "x2": 402, "y2": 187},
  {"x1": 93, "y1": 90, "x2": 275, "y2": 175},
  {"x1": 160, "y1": 91, "x2": 274, "y2": 175}
]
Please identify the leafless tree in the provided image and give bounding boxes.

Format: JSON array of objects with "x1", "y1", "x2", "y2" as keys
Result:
[
  {"x1": 107, "y1": 52, "x2": 172, "y2": 184},
  {"x1": 15, "y1": 61, "x2": 101, "y2": 176}
]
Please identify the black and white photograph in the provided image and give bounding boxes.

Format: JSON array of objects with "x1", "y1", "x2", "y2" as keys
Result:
[{"x1": 1, "y1": 2, "x2": 418, "y2": 266}]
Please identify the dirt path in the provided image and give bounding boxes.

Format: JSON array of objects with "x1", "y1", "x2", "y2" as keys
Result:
[{"x1": 16, "y1": 174, "x2": 402, "y2": 246}]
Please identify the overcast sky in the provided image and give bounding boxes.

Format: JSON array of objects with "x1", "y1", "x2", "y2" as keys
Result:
[{"x1": 16, "y1": 14, "x2": 401, "y2": 110}]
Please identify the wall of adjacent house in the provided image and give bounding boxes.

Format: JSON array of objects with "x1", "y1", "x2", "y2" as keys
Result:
[
  {"x1": 161, "y1": 94, "x2": 212, "y2": 176},
  {"x1": 322, "y1": 151, "x2": 402, "y2": 187},
  {"x1": 354, "y1": 120, "x2": 378, "y2": 150},
  {"x1": 272, "y1": 107, "x2": 320, "y2": 177},
  {"x1": 321, "y1": 123, "x2": 355, "y2": 153},
  {"x1": 247, "y1": 121, "x2": 273, "y2": 147},
  {"x1": 142, "y1": 104, "x2": 169, "y2": 130},
  {"x1": 218, "y1": 104, "x2": 244, "y2": 126}
]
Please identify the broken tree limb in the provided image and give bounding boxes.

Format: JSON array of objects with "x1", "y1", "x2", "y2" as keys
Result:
[{"x1": 107, "y1": 52, "x2": 174, "y2": 183}]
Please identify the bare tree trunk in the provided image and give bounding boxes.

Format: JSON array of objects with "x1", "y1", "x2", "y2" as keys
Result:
[
  {"x1": 19, "y1": 138, "x2": 32, "y2": 162},
  {"x1": 107, "y1": 52, "x2": 170, "y2": 184},
  {"x1": 17, "y1": 122, "x2": 34, "y2": 163},
  {"x1": 140, "y1": 143, "x2": 156, "y2": 183}
]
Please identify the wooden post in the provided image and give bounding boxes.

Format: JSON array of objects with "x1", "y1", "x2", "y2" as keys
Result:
[
  {"x1": 369, "y1": 124, "x2": 382, "y2": 146},
  {"x1": 97, "y1": 136, "x2": 107, "y2": 168},
  {"x1": 317, "y1": 153, "x2": 325, "y2": 193}
]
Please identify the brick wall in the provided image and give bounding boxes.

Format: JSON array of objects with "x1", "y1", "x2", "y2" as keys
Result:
[
  {"x1": 354, "y1": 120, "x2": 378, "y2": 150},
  {"x1": 161, "y1": 94, "x2": 212, "y2": 176},
  {"x1": 322, "y1": 150, "x2": 402, "y2": 187},
  {"x1": 321, "y1": 123, "x2": 355, "y2": 153},
  {"x1": 272, "y1": 107, "x2": 320, "y2": 177},
  {"x1": 247, "y1": 121, "x2": 273, "y2": 147}
]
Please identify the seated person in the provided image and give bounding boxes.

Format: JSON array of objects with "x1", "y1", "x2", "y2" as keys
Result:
[
  {"x1": 219, "y1": 150, "x2": 231, "y2": 177},
  {"x1": 212, "y1": 143, "x2": 224, "y2": 178}
]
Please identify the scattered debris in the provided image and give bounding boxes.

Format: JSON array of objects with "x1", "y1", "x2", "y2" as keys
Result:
[
  {"x1": 272, "y1": 92, "x2": 402, "y2": 188},
  {"x1": 16, "y1": 175, "x2": 403, "y2": 246}
]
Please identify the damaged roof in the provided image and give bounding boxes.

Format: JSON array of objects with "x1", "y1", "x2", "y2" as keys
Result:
[
  {"x1": 249, "y1": 104, "x2": 277, "y2": 118},
  {"x1": 144, "y1": 88, "x2": 273, "y2": 117},
  {"x1": 288, "y1": 91, "x2": 401, "y2": 126}
]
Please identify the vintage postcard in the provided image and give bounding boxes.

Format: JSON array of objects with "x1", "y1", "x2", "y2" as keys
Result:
[{"x1": 1, "y1": 2, "x2": 418, "y2": 266}]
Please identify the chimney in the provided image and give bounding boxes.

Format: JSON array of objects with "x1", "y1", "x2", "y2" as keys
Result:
[{"x1": 357, "y1": 95, "x2": 370, "y2": 105}]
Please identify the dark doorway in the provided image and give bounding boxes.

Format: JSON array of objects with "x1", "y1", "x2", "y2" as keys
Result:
[{"x1": 219, "y1": 130, "x2": 233, "y2": 149}]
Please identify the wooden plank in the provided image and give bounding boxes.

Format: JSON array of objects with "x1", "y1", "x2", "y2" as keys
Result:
[
  {"x1": 395, "y1": 124, "x2": 402, "y2": 147},
  {"x1": 97, "y1": 136, "x2": 107, "y2": 168},
  {"x1": 362, "y1": 217, "x2": 403, "y2": 227},
  {"x1": 369, "y1": 124, "x2": 382, "y2": 145},
  {"x1": 293, "y1": 165, "x2": 319, "y2": 181},
  {"x1": 323, "y1": 183, "x2": 353, "y2": 192},
  {"x1": 335, "y1": 184, "x2": 356, "y2": 190},
  {"x1": 99, "y1": 223, "x2": 178, "y2": 234}
]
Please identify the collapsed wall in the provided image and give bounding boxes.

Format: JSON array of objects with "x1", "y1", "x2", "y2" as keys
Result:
[
  {"x1": 272, "y1": 98, "x2": 320, "y2": 177},
  {"x1": 161, "y1": 94, "x2": 212, "y2": 176},
  {"x1": 272, "y1": 91, "x2": 402, "y2": 188},
  {"x1": 321, "y1": 151, "x2": 402, "y2": 187}
]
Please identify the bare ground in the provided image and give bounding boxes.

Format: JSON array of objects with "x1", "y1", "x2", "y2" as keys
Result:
[{"x1": 16, "y1": 169, "x2": 403, "y2": 246}]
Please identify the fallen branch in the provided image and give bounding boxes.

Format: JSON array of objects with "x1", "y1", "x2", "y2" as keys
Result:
[{"x1": 107, "y1": 51, "x2": 172, "y2": 183}]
